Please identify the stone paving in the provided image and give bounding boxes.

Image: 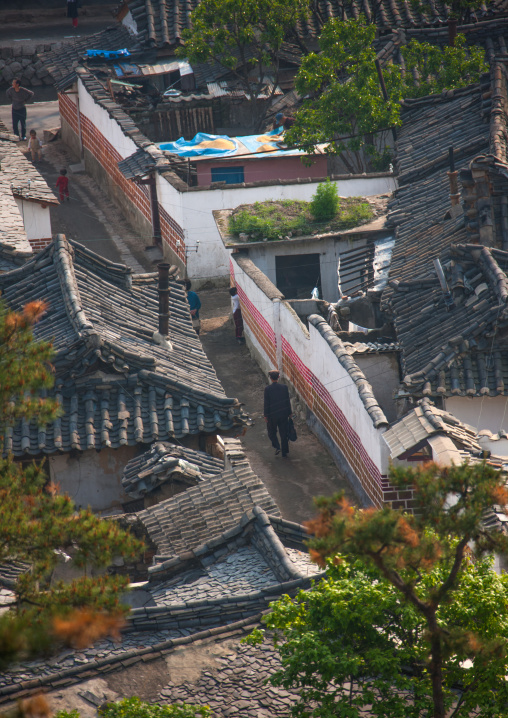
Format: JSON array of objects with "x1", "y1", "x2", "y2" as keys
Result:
[{"x1": 36, "y1": 138, "x2": 153, "y2": 273}]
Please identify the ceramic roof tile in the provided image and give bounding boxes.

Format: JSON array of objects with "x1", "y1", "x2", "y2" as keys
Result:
[
  {"x1": 383, "y1": 397, "x2": 482, "y2": 458},
  {"x1": 0, "y1": 235, "x2": 246, "y2": 456},
  {"x1": 122, "y1": 0, "x2": 508, "y2": 49},
  {"x1": 122, "y1": 441, "x2": 224, "y2": 497},
  {"x1": 136, "y1": 458, "x2": 280, "y2": 557},
  {"x1": 39, "y1": 25, "x2": 142, "y2": 83}
]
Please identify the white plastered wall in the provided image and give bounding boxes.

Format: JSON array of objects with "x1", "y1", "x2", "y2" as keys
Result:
[
  {"x1": 14, "y1": 198, "x2": 51, "y2": 240},
  {"x1": 179, "y1": 176, "x2": 396, "y2": 284}
]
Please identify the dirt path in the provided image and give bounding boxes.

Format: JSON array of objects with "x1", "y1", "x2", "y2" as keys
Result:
[{"x1": 199, "y1": 289, "x2": 357, "y2": 524}]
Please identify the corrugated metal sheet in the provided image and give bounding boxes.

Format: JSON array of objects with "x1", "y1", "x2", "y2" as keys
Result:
[{"x1": 206, "y1": 80, "x2": 282, "y2": 99}]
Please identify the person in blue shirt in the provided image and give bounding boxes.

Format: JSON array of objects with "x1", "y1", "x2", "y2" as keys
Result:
[{"x1": 185, "y1": 280, "x2": 201, "y2": 335}]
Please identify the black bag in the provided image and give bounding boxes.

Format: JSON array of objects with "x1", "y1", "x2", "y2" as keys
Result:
[{"x1": 288, "y1": 417, "x2": 297, "y2": 442}]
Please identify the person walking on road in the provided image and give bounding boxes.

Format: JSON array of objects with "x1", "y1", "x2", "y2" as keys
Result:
[
  {"x1": 56, "y1": 168, "x2": 69, "y2": 202},
  {"x1": 264, "y1": 370, "x2": 292, "y2": 458},
  {"x1": 229, "y1": 286, "x2": 244, "y2": 344},
  {"x1": 67, "y1": 0, "x2": 79, "y2": 28},
  {"x1": 6, "y1": 79, "x2": 33, "y2": 141},
  {"x1": 185, "y1": 280, "x2": 201, "y2": 335}
]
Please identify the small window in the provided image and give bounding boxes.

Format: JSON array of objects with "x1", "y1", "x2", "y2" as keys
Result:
[{"x1": 211, "y1": 166, "x2": 244, "y2": 184}]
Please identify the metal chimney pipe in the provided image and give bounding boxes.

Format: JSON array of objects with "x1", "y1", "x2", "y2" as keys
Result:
[
  {"x1": 447, "y1": 146, "x2": 460, "y2": 207},
  {"x1": 158, "y1": 263, "x2": 171, "y2": 336}
]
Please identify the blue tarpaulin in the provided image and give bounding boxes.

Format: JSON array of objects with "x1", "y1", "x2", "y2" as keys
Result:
[
  {"x1": 159, "y1": 133, "x2": 238, "y2": 157},
  {"x1": 86, "y1": 48, "x2": 131, "y2": 59}
]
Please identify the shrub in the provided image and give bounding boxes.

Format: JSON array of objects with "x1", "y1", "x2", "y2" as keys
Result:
[
  {"x1": 57, "y1": 697, "x2": 211, "y2": 718},
  {"x1": 340, "y1": 202, "x2": 373, "y2": 228},
  {"x1": 310, "y1": 178, "x2": 340, "y2": 221}
]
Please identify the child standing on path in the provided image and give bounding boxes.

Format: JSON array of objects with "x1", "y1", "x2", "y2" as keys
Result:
[
  {"x1": 27, "y1": 130, "x2": 42, "y2": 162},
  {"x1": 56, "y1": 169, "x2": 69, "y2": 202}
]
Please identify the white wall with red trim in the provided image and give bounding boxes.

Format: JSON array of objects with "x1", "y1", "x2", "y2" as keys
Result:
[{"x1": 230, "y1": 253, "x2": 390, "y2": 507}]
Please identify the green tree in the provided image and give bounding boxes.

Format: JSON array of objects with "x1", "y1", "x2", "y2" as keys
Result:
[
  {"x1": 56, "y1": 697, "x2": 210, "y2": 718},
  {"x1": 0, "y1": 300, "x2": 143, "y2": 668},
  {"x1": 178, "y1": 0, "x2": 309, "y2": 130},
  {"x1": 310, "y1": 179, "x2": 340, "y2": 221},
  {"x1": 248, "y1": 462, "x2": 508, "y2": 718},
  {"x1": 286, "y1": 18, "x2": 487, "y2": 169}
]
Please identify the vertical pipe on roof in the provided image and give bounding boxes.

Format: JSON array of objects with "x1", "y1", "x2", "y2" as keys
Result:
[{"x1": 158, "y1": 262, "x2": 171, "y2": 337}]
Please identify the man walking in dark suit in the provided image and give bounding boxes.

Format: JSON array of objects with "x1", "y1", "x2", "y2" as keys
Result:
[{"x1": 264, "y1": 370, "x2": 292, "y2": 458}]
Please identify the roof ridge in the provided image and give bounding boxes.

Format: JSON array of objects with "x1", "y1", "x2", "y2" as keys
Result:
[
  {"x1": 53, "y1": 234, "x2": 94, "y2": 338},
  {"x1": 308, "y1": 315, "x2": 389, "y2": 428}
]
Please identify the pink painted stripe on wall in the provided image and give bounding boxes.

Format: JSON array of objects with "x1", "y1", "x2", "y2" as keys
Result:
[{"x1": 282, "y1": 336, "x2": 382, "y2": 488}]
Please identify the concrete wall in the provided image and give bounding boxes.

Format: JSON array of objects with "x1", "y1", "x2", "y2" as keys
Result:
[
  {"x1": 60, "y1": 77, "x2": 396, "y2": 286},
  {"x1": 230, "y1": 254, "x2": 391, "y2": 506},
  {"x1": 14, "y1": 197, "x2": 51, "y2": 243},
  {"x1": 195, "y1": 154, "x2": 328, "y2": 186},
  {"x1": 445, "y1": 395, "x2": 508, "y2": 436},
  {"x1": 182, "y1": 175, "x2": 395, "y2": 288},
  {"x1": 49, "y1": 445, "x2": 139, "y2": 512},
  {"x1": 245, "y1": 234, "x2": 371, "y2": 303},
  {"x1": 59, "y1": 87, "x2": 155, "y2": 251},
  {"x1": 355, "y1": 352, "x2": 400, "y2": 423}
]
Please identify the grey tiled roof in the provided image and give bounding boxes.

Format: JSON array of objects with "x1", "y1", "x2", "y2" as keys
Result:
[
  {"x1": 0, "y1": 176, "x2": 32, "y2": 262},
  {"x1": 381, "y1": 62, "x2": 508, "y2": 397},
  {"x1": 118, "y1": 148, "x2": 158, "y2": 180},
  {"x1": 308, "y1": 315, "x2": 389, "y2": 427},
  {"x1": 383, "y1": 398, "x2": 482, "y2": 459},
  {"x1": 122, "y1": 0, "x2": 508, "y2": 49},
  {"x1": 0, "y1": 235, "x2": 245, "y2": 456},
  {"x1": 343, "y1": 340, "x2": 400, "y2": 355},
  {"x1": 122, "y1": 441, "x2": 224, "y2": 498},
  {"x1": 395, "y1": 243, "x2": 508, "y2": 396},
  {"x1": 136, "y1": 454, "x2": 280, "y2": 558},
  {"x1": 39, "y1": 25, "x2": 141, "y2": 83},
  {"x1": 1, "y1": 135, "x2": 58, "y2": 206}
]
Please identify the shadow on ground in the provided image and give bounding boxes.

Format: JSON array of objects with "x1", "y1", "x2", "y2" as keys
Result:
[{"x1": 200, "y1": 288, "x2": 357, "y2": 524}]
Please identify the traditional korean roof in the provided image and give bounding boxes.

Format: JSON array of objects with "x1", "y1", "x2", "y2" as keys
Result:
[
  {"x1": 343, "y1": 340, "x2": 400, "y2": 355},
  {"x1": 122, "y1": 441, "x2": 224, "y2": 498},
  {"x1": 0, "y1": 123, "x2": 57, "y2": 267},
  {"x1": 0, "y1": 235, "x2": 245, "y2": 456},
  {"x1": 382, "y1": 62, "x2": 508, "y2": 398},
  {"x1": 120, "y1": 0, "x2": 508, "y2": 50},
  {"x1": 135, "y1": 441, "x2": 280, "y2": 558},
  {"x1": 0, "y1": 135, "x2": 58, "y2": 207},
  {"x1": 39, "y1": 25, "x2": 141, "y2": 83},
  {"x1": 383, "y1": 397, "x2": 482, "y2": 459}
]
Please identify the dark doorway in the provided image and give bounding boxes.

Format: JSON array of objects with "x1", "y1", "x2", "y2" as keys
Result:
[{"x1": 275, "y1": 253, "x2": 321, "y2": 299}]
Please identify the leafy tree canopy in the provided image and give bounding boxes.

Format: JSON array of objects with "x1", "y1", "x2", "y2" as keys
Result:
[
  {"x1": 0, "y1": 300, "x2": 144, "y2": 668},
  {"x1": 178, "y1": 0, "x2": 310, "y2": 129},
  {"x1": 286, "y1": 17, "x2": 487, "y2": 161},
  {"x1": 57, "y1": 697, "x2": 210, "y2": 718},
  {"x1": 248, "y1": 462, "x2": 508, "y2": 718}
]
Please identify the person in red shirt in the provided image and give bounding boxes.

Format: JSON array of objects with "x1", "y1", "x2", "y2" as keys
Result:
[{"x1": 56, "y1": 168, "x2": 69, "y2": 202}]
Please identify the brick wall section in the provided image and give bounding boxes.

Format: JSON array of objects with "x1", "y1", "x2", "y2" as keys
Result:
[
  {"x1": 282, "y1": 337, "x2": 384, "y2": 507},
  {"x1": 236, "y1": 281, "x2": 277, "y2": 367},
  {"x1": 29, "y1": 238, "x2": 52, "y2": 251},
  {"x1": 159, "y1": 204, "x2": 186, "y2": 263},
  {"x1": 380, "y1": 475, "x2": 417, "y2": 510},
  {"x1": 231, "y1": 259, "x2": 386, "y2": 508},
  {"x1": 59, "y1": 91, "x2": 79, "y2": 136},
  {"x1": 58, "y1": 91, "x2": 186, "y2": 264}
]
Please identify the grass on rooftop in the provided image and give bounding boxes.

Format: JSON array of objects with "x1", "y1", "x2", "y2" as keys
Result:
[{"x1": 228, "y1": 198, "x2": 373, "y2": 243}]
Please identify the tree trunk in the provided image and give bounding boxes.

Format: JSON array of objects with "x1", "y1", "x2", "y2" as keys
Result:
[
  {"x1": 428, "y1": 616, "x2": 446, "y2": 718},
  {"x1": 448, "y1": 19, "x2": 457, "y2": 47}
]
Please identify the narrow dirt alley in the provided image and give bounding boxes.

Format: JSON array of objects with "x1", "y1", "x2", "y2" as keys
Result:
[{"x1": 200, "y1": 289, "x2": 357, "y2": 524}]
